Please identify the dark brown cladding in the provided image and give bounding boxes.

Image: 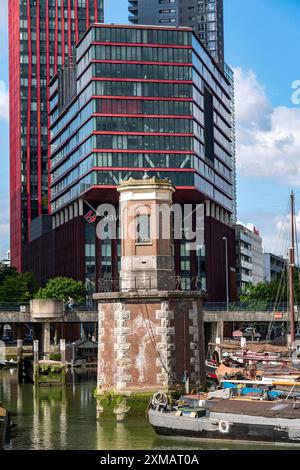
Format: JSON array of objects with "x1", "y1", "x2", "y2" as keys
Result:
[
  {"x1": 24, "y1": 217, "x2": 86, "y2": 287},
  {"x1": 205, "y1": 216, "x2": 237, "y2": 302}
]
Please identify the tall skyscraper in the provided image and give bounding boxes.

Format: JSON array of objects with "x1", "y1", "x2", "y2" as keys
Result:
[
  {"x1": 8, "y1": 0, "x2": 104, "y2": 271},
  {"x1": 28, "y1": 23, "x2": 236, "y2": 302},
  {"x1": 128, "y1": 0, "x2": 224, "y2": 67}
]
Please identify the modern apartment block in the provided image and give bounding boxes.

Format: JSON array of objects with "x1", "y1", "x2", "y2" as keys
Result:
[
  {"x1": 0, "y1": 251, "x2": 11, "y2": 268},
  {"x1": 263, "y1": 253, "x2": 286, "y2": 283},
  {"x1": 235, "y1": 224, "x2": 263, "y2": 294},
  {"x1": 28, "y1": 23, "x2": 236, "y2": 302},
  {"x1": 8, "y1": 0, "x2": 104, "y2": 272},
  {"x1": 128, "y1": 0, "x2": 224, "y2": 67}
]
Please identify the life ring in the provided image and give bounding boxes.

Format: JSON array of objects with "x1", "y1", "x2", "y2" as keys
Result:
[{"x1": 218, "y1": 420, "x2": 229, "y2": 434}]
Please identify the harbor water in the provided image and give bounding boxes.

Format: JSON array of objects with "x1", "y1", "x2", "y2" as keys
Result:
[{"x1": 0, "y1": 368, "x2": 298, "y2": 451}]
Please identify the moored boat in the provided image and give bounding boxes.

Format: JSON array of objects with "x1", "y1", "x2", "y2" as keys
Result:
[
  {"x1": 0, "y1": 405, "x2": 9, "y2": 450},
  {"x1": 148, "y1": 392, "x2": 300, "y2": 444}
]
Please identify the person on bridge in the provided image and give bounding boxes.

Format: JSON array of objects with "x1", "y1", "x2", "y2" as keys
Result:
[{"x1": 67, "y1": 297, "x2": 75, "y2": 312}]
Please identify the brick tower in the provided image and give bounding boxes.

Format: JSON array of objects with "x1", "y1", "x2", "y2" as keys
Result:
[{"x1": 94, "y1": 177, "x2": 206, "y2": 393}]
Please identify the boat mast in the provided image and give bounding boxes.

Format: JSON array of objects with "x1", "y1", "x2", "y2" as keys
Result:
[{"x1": 289, "y1": 190, "x2": 296, "y2": 346}]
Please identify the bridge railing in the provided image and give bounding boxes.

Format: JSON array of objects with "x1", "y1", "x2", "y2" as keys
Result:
[
  {"x1": 0, "y1": 302, "x2": 30, "y2": 312},
  {"x1": 203, "y1": 302, "x2": 291, "y2": 312},
  {"x1": 73, "y1": 302, "x2": 98, "y2": 312}
]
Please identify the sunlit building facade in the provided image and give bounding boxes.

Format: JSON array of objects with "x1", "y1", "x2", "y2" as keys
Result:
[
  {"x1": 128, "y1": 0, "x2": 224, "y2": 67},
  {"x1": 35, "y1": 24, "x2": 236, "y2": 301},
  {"x1": 8, "y1": 0, "x2": 104, "y2": 271}
]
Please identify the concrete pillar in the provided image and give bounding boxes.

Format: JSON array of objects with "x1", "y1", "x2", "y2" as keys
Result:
[
  {"x1": 60, "y1": 339, "x2": 66, "y2": 364},
  {"x1": 17, "y1": 339, "x2": 23, "y2": 383},
  {"x1": 54, "y1": 324, "x2": 58, "y2": 346},
  {"x1": 17, "y1": 339, "x2": 23, "y2": 362},
  {"x1": 210, "y1": 321, "x2": 224, "y2": 344},
  {"x1": 41, "y1": 322, "x2": 51, "y2": 355},
  {"x1": 16, "y1": 324, "x2": 22, "y2": 341},
  {"x1": 33, "y1": 340, "x2": 39, "y2": 365},
  {"x1": 216, "y1": 321, "x2": 224, "y2": 343},
  {"x1": 72, "y1": 342, "x2": 76, "y2": 366}
]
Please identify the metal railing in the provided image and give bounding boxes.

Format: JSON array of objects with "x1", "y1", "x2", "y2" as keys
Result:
[
  {"x1": 0, "y1": 302, "x2": 30, "y2": 312},
  {"x1": 72, "y1": 302, "x2": 98, "y2": 312},
  {"x1": 203, "y1": 302, "x2": 292, "y2": 312},
  {"x1": 97, "y1": 275, "x2": 205, "y2": 293}
]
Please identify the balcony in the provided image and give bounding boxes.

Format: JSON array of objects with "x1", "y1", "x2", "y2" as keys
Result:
[{"x1": 128, "y1": 15, "x2": 138, "y2": 23}]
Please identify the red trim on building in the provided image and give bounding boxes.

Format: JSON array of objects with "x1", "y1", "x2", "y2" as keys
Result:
[
  {"x1": 85, "y1": 23, "x2": 192, "y2": 32},
  {"x1": 94, "y1": 0, "x2": 99, "y2": 23},
  {"x1": 61, "y1": 0, "x2": 65, "y2": 65},
  {"x1": 89, "y1": 77, "x2": 193, "y2": 85},
  {"x1": 92, "y1": 131, "x2": 193, "y2": 137},
  {"x1": 86, "y1": 59, "x2": 192, "y2": 67},
  {"x1": 26, "y1": 0, "x2": 32, "y2": 238},
  {"x1": 90, "y1": 42, "x2": 192, "y2": 50},
  {"x1": 36, "y1": 1, "x2": 42, "y2": 216},
  {"x1": 92, "y1": 167, "x2": 195, "y2": 173},
  {"x1": 75, "y1": 0, "x2": 79, "y2": 44},
  {"x1": 46, "y1": 0, "x2": 52, "y2": 214},
  {"x1": 92, "y1": 149, "x2": 194, "y2": 154},
  {"x1": 8, "y1": 0, "x2": 22, "y2": 270},
  {"x1": 54, "y1": 0, "x2": 59, "y2": 74},
  {"x1": 86, "y1": 0, "x2": 90, "y2": 30},
  {"x1": 68, "y1": 0, "x2": 72, "y2": 58},
  {"x1": 91, "y1": 95, "x2": 192, "y2": 102},
  {"x1": 92, "y1": 114, "x2": 193, "y2": 119}
]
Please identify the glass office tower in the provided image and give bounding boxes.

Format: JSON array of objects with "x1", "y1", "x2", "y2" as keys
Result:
[
  {"x1": 128, "y1": 0, "x2": 224, "y2": 67},
  {"x1": 8, "y1": 0, "x2": 104, "y2": 271},
  {"x1": 44, "y1": 24, "x2": 236, "y2": 300}
]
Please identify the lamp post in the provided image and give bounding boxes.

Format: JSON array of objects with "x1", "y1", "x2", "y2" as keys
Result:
[{"x1": 223, "y1": 236, "x2": 229, "y2": 311}]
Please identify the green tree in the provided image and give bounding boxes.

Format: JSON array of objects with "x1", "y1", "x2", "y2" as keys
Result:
[
  {"x1": 0, "y1": 262, "x2": 17, "y2": 285},
  {"x1": 239, "y1": 268, "x2": 300, "y2": 308},
  {"x1": 35, "y1": 277, "x2": 86, "y2": 304},
  {"x1": 0, "y1": 272, "x2": 39, "y2": 302},
  {"x1": 239, "y1": 281, "x2": 280, "y2": 310}
]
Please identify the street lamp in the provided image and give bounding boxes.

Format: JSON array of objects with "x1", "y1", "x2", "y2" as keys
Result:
[{"x1": 223, "y1": 237, "x2": 229, "y2": 311}]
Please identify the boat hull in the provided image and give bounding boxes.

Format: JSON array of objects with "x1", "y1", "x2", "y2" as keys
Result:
[
  {"x1": 0, "y1": 408, "x2": 9, "y2": 450},
  {"x1": 148, "y1": 409, "x2": 300, "y2": 445}
]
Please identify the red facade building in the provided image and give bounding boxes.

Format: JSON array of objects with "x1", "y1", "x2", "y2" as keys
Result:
[{"x1": 8, "y1": 0, "x2": 104, "y2": 271}]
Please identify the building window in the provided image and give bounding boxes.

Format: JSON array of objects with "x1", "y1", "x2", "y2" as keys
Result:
[{"x1": 136, "y1": 214, "x2": 150, "y2": 243}]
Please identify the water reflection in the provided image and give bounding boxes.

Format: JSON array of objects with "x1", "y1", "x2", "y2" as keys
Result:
[{"x1": 0, "y1": 368, "x2": 298, "y2": 450}]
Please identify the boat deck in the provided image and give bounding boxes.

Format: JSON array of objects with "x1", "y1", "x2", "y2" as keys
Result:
[
  {"x1": 210, "y1": 399, "x2": 300, "y2": 419},
  {"x1": 0, "y1": 406, "x2": 8, "y2": 450}
]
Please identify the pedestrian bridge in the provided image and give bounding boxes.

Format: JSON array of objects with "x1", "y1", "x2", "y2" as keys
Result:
[{"x1": 0, "y1": 302, "x2": 295, "y2": 324}]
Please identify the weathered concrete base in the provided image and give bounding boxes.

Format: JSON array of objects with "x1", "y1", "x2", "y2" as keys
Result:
[
  {"x1": 96, "y1": 391, "x2": 154, "y2": 419},
  {"x1": 94, "y1": 290, "x2": 206, "y2": 396}
]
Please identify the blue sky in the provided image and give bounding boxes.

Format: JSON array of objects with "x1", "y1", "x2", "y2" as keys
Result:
[{"x1": 0, "y1": 0, "x2": 300, "y2": 258}]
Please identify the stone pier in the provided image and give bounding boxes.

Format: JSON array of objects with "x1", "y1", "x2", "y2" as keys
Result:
[
  {"x1": 94, "y1": 177, "x2": 207, "y2": 406},
  {"x1": 95, "y1": 290, "x2": 206, "y2": 394}
]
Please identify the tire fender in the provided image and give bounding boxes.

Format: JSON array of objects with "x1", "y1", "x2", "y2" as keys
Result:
[{"x1": 218, "y1": 420, "x2": 230, "y2": 434}]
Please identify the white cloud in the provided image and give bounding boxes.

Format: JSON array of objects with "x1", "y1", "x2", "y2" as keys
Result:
[
  {"x1": 234, "y1": 67, "x2": 300, "y2": 186},
  {"x1": 237, "y1": 208, "x2": 300, "y2": 259},
  {"x1": 0, "y1": 80, "x2": 9, "y2": 121}
]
